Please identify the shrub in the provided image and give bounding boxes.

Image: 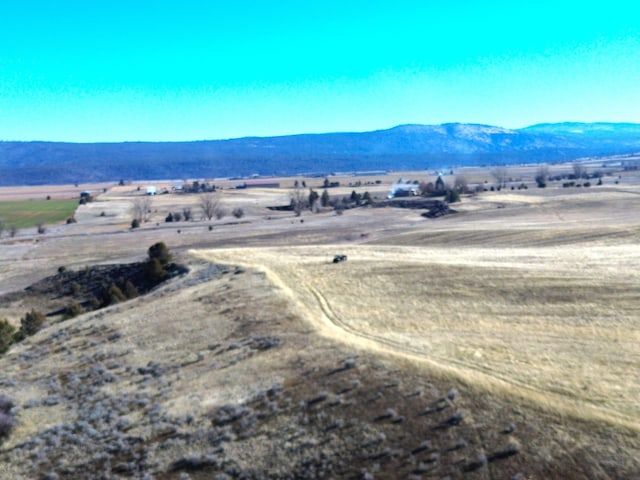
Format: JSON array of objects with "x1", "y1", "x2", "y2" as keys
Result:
[
  {"x1": 148, "y1": 242, "x2": 171, "y2": 266},
  {"x1": 64, "y1": 302, "x2": 85, "y2": 319},
  {"x1": 66, "y1": 217, "x2": 77, "y2": 224},
  {"x1": 0, "y1": 394, "x2": 14, "y2": 414},
  {"x1": 104, "y1": 284, "x2": 127, "y2": 305},
  {"x1": 165, "y1": 212, "x2": 174, "y2": 222},
  {"x1": 146, "y1": 258, "x2": 168, "y2": 284},
  {"x1": 89, "y1": 297, "x2": 101, "y2": 310},
  {"x1": 131, "y1": 218, "x2": 140, "y2": 229},
  {"x1": 37, "y1": 222, "x2": 46, "y2": 234},
  {"x1": 70, "y1": 282, "x2": 81, "y2": 295},
  {"x1": 444, "y1": 189, "x2": 460, "y2": 203},
  {"x1": 15, "y1": 309, "x2": 46, "y2": 341},
  {"x1": 0, "y1": 411, "x2": 15, "y2": 443},
  {"x1": 489, "y1": 439, "x2": 521, "y2": 461},
  {"x1": 232, "y1": 208, "x2": 244, "y2": 219},
  {"x1": 124, "y1": 280, "x2": 139, "y2": 299},
  {"x1": 58, "y1": 266, "x2": 67, "y2": 274},
  {"x1": 0, "y1": 319, "x2": 16, "y2": 354}
]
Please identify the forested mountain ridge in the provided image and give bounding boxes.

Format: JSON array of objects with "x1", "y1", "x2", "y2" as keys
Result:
[{"x1": 1, "y1": 122, "x2": 639, "y2": 185}]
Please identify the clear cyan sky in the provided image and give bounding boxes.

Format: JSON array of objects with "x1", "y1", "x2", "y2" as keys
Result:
[{"x1": 1, "y1": 1, "x2": 639, "y2": 142}]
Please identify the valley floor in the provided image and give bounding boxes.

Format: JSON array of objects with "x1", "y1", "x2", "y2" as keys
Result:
[{"x1": 1, "y1": 166, "x2": 639, "y2": 478}]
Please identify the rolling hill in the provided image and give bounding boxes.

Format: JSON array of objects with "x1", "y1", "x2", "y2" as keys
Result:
[{"x1": 1, "y1": 122, "x2": 639, "y2": 185}]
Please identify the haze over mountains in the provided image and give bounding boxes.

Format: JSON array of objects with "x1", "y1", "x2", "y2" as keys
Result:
[{"x1": 1, "y1": 122, "x2": 639, "y2": 186}]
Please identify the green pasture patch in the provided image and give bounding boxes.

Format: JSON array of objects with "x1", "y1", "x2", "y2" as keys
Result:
[{"x1": 0, "y1": 200, "x2": 78, "y2": 229}]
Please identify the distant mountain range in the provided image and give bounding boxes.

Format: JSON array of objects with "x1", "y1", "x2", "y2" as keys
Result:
[{"x1": 1, "y1": 122, "x2": 639, "y2": 185}]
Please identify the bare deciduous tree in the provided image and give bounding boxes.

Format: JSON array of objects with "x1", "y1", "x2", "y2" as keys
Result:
[
  {"x1": 572, "y1": 162, "x2": 587, "y2": 179},
  {"x1": 199, "y1": 193, "x2": 221, "y2": 221},
  {"x1": 131, "y1": 196, "x2": 152, "y2": 224},
  {"x1": 535, "y1": 165, "x2": 550, "y2": 187},
  {"x1": 453, "y1": 175, "x2": 469, "y2": 193},
  {"x1": 0, "y1": 219, "x2": 5, "y2": 238},
  {"x1": 290, "y1": 188, "x2": 307, "y2": 216},
  {"x1": 491, "y1": 166, "x2": 509, "y2": 188},
  {"x1": 215, "y1": 208, "x2": 227, "y2": 220}
]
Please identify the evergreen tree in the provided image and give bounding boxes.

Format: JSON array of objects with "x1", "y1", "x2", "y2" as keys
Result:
[
  {"x1": 0, "y1": 320, "x2": 16, "y2": 354},
  {"x1": 321, "y1": 189, "x2": 330, "y2": 207},
  {"x1": 146, "y1": 258, "x2": 168, "y2": 284},
  {"x1": 15, "y1": 309, "x2": 46, "y2": 341},
  {"x1": 308, "y1": 189, "x2": 319, "y2": 209},
  {"x1": 124, "y1": 280, "x2": 139, "y2": 299},
  {"x1": 445, "y1": 189, "x2": 461, "y2": 203},
  {"x1": 148, "y1": 242, "x2": 171, "y2": 266}
]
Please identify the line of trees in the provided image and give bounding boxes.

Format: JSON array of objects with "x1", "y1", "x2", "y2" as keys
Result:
[{"x1": 131, "y1": 192, "x2": 234, "y2": 228}]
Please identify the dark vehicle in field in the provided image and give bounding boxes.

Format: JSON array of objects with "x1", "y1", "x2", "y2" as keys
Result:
[{"x1": 333, "y1": 254, "x2": 347, "y2": 264}]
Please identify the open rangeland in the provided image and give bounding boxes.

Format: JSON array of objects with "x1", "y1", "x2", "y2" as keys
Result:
[{"x1": 0, "y1": 163, "x2": 639, "y2": 479}]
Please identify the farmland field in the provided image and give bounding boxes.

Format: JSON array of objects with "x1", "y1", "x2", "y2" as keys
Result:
[{"x1": 0, "y1": 200, "x2": 77, "y2": 228}]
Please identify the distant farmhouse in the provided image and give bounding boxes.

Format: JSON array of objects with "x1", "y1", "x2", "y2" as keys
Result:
[
  {"x1": 146, "y1": 186, "x2": 157, "y2": 195},
  {"x1": 387, "y1": 180, "x2": 419, "y2": 199}
]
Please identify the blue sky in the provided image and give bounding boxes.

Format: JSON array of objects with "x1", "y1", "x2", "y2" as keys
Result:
[{"x1": 1, "y1": 1, "x2": 639, "y2": 141}]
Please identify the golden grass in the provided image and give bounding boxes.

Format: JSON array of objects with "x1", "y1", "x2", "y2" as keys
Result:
[{"x1": 194, "y1": 242, "x2": 640, "y2": 432}]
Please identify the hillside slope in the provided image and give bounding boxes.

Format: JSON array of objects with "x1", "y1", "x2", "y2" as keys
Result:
[{"x1": 1, "y1": 257, "x2": 637, "y2": 479}]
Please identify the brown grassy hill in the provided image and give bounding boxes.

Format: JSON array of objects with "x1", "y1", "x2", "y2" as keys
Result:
[{"x1": 2, "y1": 258, "x2": 637, "y2": 479}]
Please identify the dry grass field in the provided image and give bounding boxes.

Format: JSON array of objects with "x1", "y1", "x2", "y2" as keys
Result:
[
  {"x1": 196, "y1": 241, "x2": 640, "y2": 430},
  {"x1": 0, "y1": 161, "x2": 639, "y2": 479}
]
